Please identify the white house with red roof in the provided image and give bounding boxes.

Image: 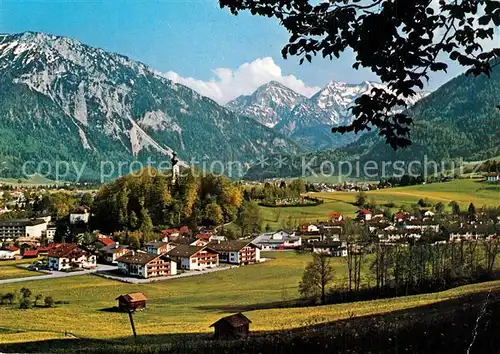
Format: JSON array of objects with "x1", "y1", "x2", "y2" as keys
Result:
[
  {"x1": 195, "y1": 233, "x2": 214, "y2": 242},
  {"x1": 329, "y1": 212, "x2": 344, "y2": 222},
  {"x1": 394, "y1": 211, "x2": 410, "y2": 223},
  {"x1": 0, "y1": 245, "x2": 20, "y2": 259},
  {"x1": 96, "y1": 235, "x2": 115, "y2": 247},
  {"x1": 48, "y1": 243, "x2": 96, "y2": 271},
  {"x1": 356, "y1": 209, "x2": 372, "y2": 221}
]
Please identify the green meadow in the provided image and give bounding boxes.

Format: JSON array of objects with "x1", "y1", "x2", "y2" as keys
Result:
[
  {"x1": 0, "y1": 259, "x2": 41, "y2": 280},
  {"x1": 261, "y1": 179, "x2": 500, "y2": 228},
  {"x1": 0, "y1": 251, "x2": 499, "y2": 347}
]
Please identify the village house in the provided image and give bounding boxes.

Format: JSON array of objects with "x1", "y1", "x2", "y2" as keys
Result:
[
  {"x1": 22, "y1": 249, "x2": 39, "y2": 258},
  {"x1": 0, "y1": 218, "x2": 49, "y2": 241},
  {"x1": 99, "y1": 242, "x2": 131, "y2": 264},
  {"x1": 145, "y1": 241, "x2": 174, "y2": 255},
  {"x1": 116, "y1": 292, "x2": 147, "y2": 311},
  {"x1": 487, "y1": 173, "x2": 500, "y2": 183},
  {"x1": 48, "y1": 243, "x2": 96, "y2": 271},
  {"x1": 319, "y1": 222, "x2": 343, "y2": 239},
  {"x1": 311, "y1": 241, "x2": 347, "y2": 257},
  {"x1": 208, "y1": 240, "x2": 261, "y2": 265},
  {"x1": 117, "y1": 251, "x2": 177, "y2": 279},
  {"x1": 404, "y1": 220, "x2": 440, "y2": 233},
  {"x1": 377, "y1": 230, "x2": 422, "y2": 243},
  {"x1": 329, "y1": 212, "x2": 344, "y2": 222},
  {"x1": 190, "y1": 238, "x2": 210, "y2": 247},
  {"x1": 299, "y1": 223, "x2": 320, "y2": 234},
  {"x1": 366, "y1": 220, "x2": 392, "y2": 233},
  {"x1": 211, "y1": 235, "x2": 227, "y2": 243},
  {"x1": 69, "y1": 206, "x2": 90, "y2": 224},
  {"x1": 0, "y1": 245, "x2": 20, "y2": 260},
  {"x1": 372, "y1": 209, "x2": 385, "y2": 219},
  {"x1": 448, "y1": 225, "x2": 497, "y2": 242},
  {"x1": 95, "y1": 235, "x2": 115, "y2": 248},
  {"x1": 195, "y1": 233, "x2": 214, "y2": 242},
  {"x1": 394, "y1": 211, "x2": 411, "y2": 223},
  {"x1": 252, "y1": 231, "x2": 301, "y2": 250},
  {"x1": 160, "y1": 228, "x2": 179, "y2": 242},
  {"x1": 356, "y1": 209, "x2": 373, "y2": 221},
  {"x1": 36, "y1": 243, "x2": 62, "y2": 256},
  {"x1": 210, "y1": 313, "x2": 251, "y2": 340},
  {"x1": 421, "y1": 209, "x2": 435, "y2": 218},
  {"x1": 43, "y1": 223, "x2": 57, "y2": 243},
  {"x1": 167, "y1": 245, "x2": 219, "y2": 270}
]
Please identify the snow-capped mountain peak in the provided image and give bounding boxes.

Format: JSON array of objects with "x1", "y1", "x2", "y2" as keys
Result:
[
  {"x1": 226, "y1": 81, "x2": 306, "y2": 128},
  {"x1": 227, "y1": 78, "x2": 429, "y2": 150}
]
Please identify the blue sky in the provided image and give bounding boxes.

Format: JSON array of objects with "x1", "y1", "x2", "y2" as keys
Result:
[{"x1": 0, "y1": 0, "x2": 470, "y2": 103}]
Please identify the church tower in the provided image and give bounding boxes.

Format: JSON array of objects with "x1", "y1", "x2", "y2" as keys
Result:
[{"x1": 171, "y1": 151, "x2": 179, "y2": 184}]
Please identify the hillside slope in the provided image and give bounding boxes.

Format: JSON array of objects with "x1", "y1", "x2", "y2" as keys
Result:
[{"x1": 0, "y1": 32, "x2": 300, "y2": 180}]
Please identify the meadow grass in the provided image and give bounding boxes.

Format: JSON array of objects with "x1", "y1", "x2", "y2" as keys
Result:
[
  {"x1": 261, "y1": 179, "x2": 500, "y2": 225},
  {"x1": 0, "y1": 251, "x2": 499, "y2": 345},
  {"x1": 260, "y1": 200, "x2": 359, "y2": 229},
  {"x1": 0, "y1": 259, "x2": 41, "y2": 280},
  {"x1": 0, "y1": 266, "x2": 39, "y2": 280}
]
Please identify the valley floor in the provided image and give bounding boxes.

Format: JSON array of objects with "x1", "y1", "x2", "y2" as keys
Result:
[{"x1": 0, "y1": 251, "x2": 499, "y2": 353}]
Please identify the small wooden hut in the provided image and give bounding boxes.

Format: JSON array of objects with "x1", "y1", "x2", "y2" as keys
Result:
[
  {"x1": 210, "y1": 312, "x2": 251, "y2": 339},
  {"x1": 115, "y1": 292, "x2": 147, "y2": 312}
]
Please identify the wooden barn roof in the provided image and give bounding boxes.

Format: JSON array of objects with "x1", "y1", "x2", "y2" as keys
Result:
[
  {"x1": 115, "y1": 292, "x2": 148, "y2": 303},
  {"x1": 210, "y1": 312, "x2": 251, "y2": 328}
]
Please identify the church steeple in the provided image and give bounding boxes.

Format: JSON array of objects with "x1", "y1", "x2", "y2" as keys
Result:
[{"x1": 171, "y1": 151, "x2": 179, "y2": 184}]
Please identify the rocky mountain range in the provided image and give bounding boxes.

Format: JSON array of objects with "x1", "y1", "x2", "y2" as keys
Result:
[
  {"x1": 0, "y1": 32, "x2": 300, "y2": 180},
  {"x1": 227, "y1": 80, "x2": 428, "y2": 150},
  {"x1": 226, "y1": 81, "x2": 306, "y2": 128},
  {"x1": 243, "y1": 65, "x2": 500, "y2": 180}
]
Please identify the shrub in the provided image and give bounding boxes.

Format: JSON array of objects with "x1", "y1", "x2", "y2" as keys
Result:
[
  {"x1": 19, "y1": 297, "x2": 32, "y2": 309},
  {"x1": 20, "y1": 287, "x2": 32, "y2": 299},
  {"x1": 44, "y1": 296, "x2": 55, "y2": 308},
  {"x1": 3, "y1": 292, "x2": 16, "y2": 305},
  {"x1": 34, "y1": 294, "x2": 43, "y2": 307}
]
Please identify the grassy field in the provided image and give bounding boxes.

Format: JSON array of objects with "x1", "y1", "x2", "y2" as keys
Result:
[
  {"x1": 0, "y1": 259, "x2": 41, "y2": 280},
  {"x1": 0, "y1": 266, "x2": 39, "y2": 280},
  {"x1": 261, "y1": 179, "x2": 500, "y2": 228},
  {"x1": 0, "y1": 174, "x2": 55, "y2": 186},
  {"x1": 260, "y1": 200, "x2": 359, "y2": 229},
  {"x1": 1, "y1": 251, "x2": 499, "y2": 347}
]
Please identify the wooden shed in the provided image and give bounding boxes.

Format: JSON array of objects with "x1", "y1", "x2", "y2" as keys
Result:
[
  {"x1": 210, "y1": 312, "x2": 251, "y2": 339},
  {"x1": 115, "y1": 292, "x2": 148, "y2": 312}
]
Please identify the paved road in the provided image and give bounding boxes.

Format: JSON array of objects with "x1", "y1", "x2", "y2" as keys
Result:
[{"x1": 0, "y1": 264, "x2": 117, "y2": 284}]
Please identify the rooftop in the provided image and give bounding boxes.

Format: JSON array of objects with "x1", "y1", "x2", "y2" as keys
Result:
[
  {"x1": 167, "y1": 245, "x2": 215, "y2": 258},
  {"x1": 116, "y1": 252, "x2": 159, "y2": 265},
  {"x1": 48, "y1": 243, "x2": 85, "y2": 258},
  {"x1": 209, "y1": 241, "x2": 258, "y2": 252},
  {"x1": 210, "y1": 313, "x2": 251, "y2": 328},
  {"x1": 0, "y1": 218, "x2": 47, "y2": 227},
  {"x1": 115, "y1": 292, "x2": 148, "y2": 303}
]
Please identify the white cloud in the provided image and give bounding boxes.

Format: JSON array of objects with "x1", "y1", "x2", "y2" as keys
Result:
[{"x1": 161, "y1": 57, "x2": 320, "y2": 104}]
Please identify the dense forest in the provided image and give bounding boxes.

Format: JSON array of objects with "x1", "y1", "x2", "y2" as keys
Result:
[{"x1": 90, "y1": 167, "x2": 244, "y2": 235}]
